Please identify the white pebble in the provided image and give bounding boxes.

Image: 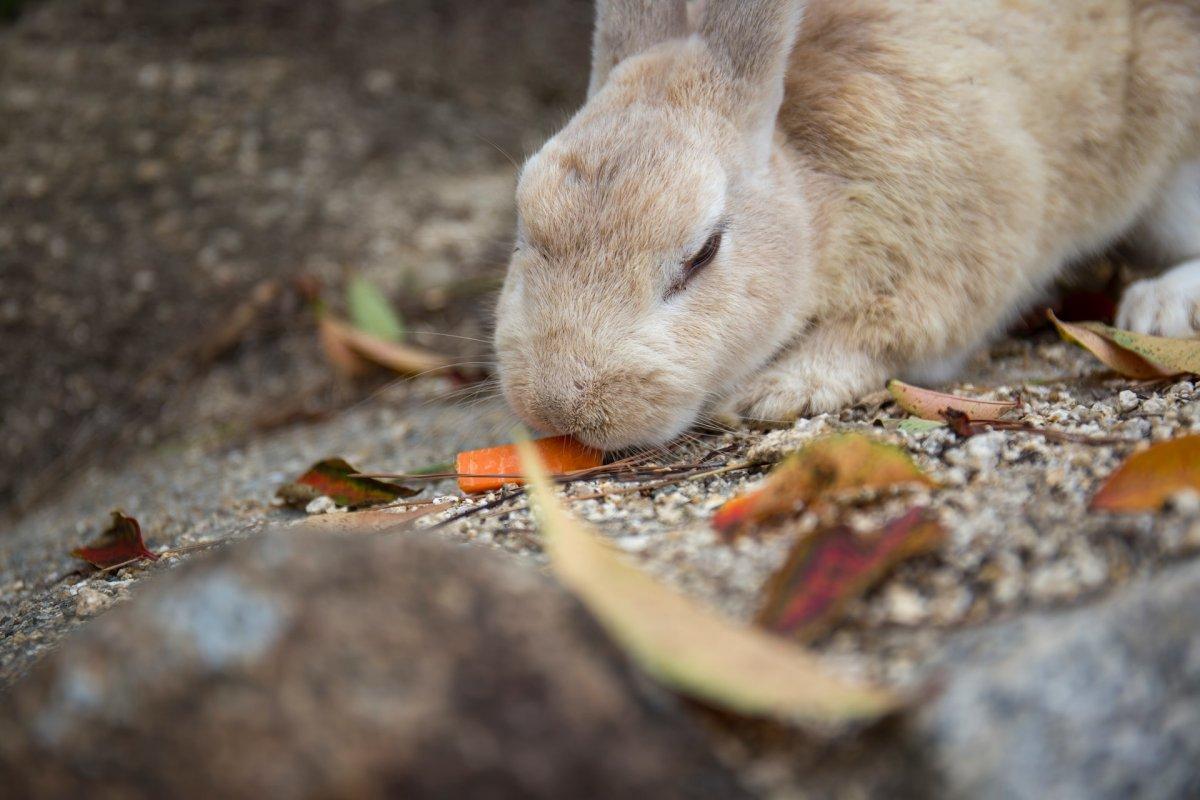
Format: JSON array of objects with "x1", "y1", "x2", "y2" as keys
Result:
[
  {"x1": 1141, "y1": 396, "x2": 1167, "y2": 415},
  {"x1": 304, "y1": 495, "x2": 339, "y2": 515}
]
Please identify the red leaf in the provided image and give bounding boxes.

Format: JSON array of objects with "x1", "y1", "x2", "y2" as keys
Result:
[
  {"x1": 757, "y1": 508, "x2": 945, "y2": 640},
  {"x1": 276, "y1": 458, "x2": 419, "y2": 509},
  {"x1": 71, "y1": 511, "x2": 159, "y2": 569}
]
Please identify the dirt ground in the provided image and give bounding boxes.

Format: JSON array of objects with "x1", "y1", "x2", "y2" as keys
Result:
[{"x1": 0, "y1": 0, "x2": 591, "y2": 515}]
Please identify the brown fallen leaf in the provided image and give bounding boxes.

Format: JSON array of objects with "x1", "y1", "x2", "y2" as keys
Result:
[
  {"x1": 71, "y1": 511, "x2": 160, "y2": 569},
  {"x1": 318, "y1": 315, "x2": 373, "y2": 378},
  {"x1": 289, "y1": 505, "x2": 443, "y2": 533},
  {"x1": 757, "y1": 508, "x2": 945, "y2": 640},
  {"x1": 195, "y1": 279, "x2": 283, "y2": 364},
  {"x1": 1048, "y1": 310, "x2": 1195, "y2": 379},
  {"x1": 1092, "y1": 435, "x2": 1200, "y2": 512},
  {"x1": 276, "y1": 458, "x2": 419, "y2": 510},
  {"x1": 318, "y1": 315, "x2": 449, "y2": 378},
  {"x1": 712, "y1": 434, "x2": 935, "y2": 538},
  {"x1": 887, "y1": 379, "x2": 1018, "y2": 422},
  {"x1": 519, "y1": 439, "x2": 900, "y2": 724}
]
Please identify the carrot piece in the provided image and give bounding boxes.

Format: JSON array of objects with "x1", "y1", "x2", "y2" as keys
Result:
[{"x1": 456, "y1": 435, "x2": 604, "y2": 494}]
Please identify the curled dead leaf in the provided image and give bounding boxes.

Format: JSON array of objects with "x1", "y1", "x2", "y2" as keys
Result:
[
  {"x1": 519, "y1": 439, "x2": 900, "y2": 724},
  {"x1": 71, "y1": 511, "x2": 159, "y2": 569},
  {"x1": 319, "y1": 315, "x2": 449, "y2": 378},
  {"x1": 887, "y1": 379, "x2": 1018, "y2": 422},
  {"x1": 712, "y1": 434, "x2": 935, "y2": 538},
  {"x1": 277, "y1": 458, "x2": 419, "y2": 510},
  {"x1": 1092, "y1": 435, "x2": 1200, "y2": 512},
  {"x1": 1048, "y1": 310, "x2": 1195, "y2": 379}
]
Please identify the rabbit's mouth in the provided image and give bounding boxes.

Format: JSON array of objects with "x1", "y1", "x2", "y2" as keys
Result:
[{"x1": 501, "y1": 364, "x2": 701, "y2": 452}]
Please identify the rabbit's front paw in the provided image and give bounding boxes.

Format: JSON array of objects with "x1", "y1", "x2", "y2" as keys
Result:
[
  {"x1": 730, "y1": 348, "x2": 885, "y2": 425},
  {"x1": 1116, "y1": 260, "x2": 1200, "y2": 338}
]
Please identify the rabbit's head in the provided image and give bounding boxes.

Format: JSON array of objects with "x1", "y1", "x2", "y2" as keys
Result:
[{"x1": 496, "y1": 0, "x2": 814, "y2": 449}]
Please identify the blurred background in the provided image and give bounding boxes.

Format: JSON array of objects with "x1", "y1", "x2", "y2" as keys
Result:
[{"x1": 0, "y1": 0, "x2": 593, "y2": 517}]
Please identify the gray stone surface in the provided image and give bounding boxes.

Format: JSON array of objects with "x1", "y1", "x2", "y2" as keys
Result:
[
  {"x1": 0, "y1": 528, "x2": 748, "y2": 799},
  {"x1": 917, "y1": 560, "x2": 1200, "y2": 800}
]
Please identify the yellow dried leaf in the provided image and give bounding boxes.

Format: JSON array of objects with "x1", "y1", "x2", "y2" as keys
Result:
[
  {"x1": 520, "y1": 439, "x2": 900, "y2": 724},
  {"x1": 1092, "y1": 436, "x2": 1200, "y2": 512}
]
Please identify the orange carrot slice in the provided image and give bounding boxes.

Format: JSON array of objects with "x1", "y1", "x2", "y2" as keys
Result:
[{"x1": 456, "y1": 435, "x2": 604, "y2": 494}]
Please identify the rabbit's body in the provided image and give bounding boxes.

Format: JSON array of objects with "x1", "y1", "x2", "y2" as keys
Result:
[
  {"x1": 746, "y1": 0, "x2": 1200, "y2": 416},
  {"x1": 495, "y1": 0, "x2": 1200, "y2": 449}
]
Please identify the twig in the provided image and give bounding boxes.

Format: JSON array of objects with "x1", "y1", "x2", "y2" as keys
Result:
[
  {"x1": 463, "y1": 461, "x2": 760, "y2": 526},
  {"x1": 944, "y1": 409, "x2": 1138, "y2": 446}
]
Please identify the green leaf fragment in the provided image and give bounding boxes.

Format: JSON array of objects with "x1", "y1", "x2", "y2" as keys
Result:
[{"x1": 347, "y1": 276, "x2": 405, "y2": 342}]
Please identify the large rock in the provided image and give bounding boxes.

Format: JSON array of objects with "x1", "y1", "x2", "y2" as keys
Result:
[
  {"x1": 916, "y1": 559, "x2": 1200, "y2": 800},
  {"x1": 0, "y1": 530, "x2": 745, "y2": 799}
]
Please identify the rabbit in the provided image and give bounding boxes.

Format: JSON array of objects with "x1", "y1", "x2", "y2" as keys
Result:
[{"x1": 493, "y1": 0, "x2": 1200, "y2": 450}]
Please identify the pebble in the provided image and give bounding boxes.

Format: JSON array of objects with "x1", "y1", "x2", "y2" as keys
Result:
[
  {"x1": 1117, "y1": 390, "x2": 1139, "y2": 412},
  {"x1": 304, "y1": 496, "x2": 340, "y2": 515},
  {"x1": 1141, "y1": 396, "x2": 1167, "y2": 415},
  {"x1": 883, "y1": 584, "x2": 927, "y2": 626},
  {"x1": 74, "y1": 587, "x2": 112, "y2": 618},
  {"x1": 1168, "y1": 489, "x2": 1200, "y2": 517}
]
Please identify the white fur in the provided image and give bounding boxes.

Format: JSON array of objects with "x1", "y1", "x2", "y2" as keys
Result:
[{"x1": 1119, "y1": 160, "x2": 1200, "y2": 337}]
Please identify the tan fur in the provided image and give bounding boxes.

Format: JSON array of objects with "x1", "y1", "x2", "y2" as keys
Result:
[{"x1": 495, "y1": 0, "x2": 1200, "y2": 448}]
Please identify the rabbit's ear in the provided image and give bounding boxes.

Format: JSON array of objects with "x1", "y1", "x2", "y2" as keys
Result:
[
  {"x1": 589, "y1": 0, "x2": 689, "y2": 97},
  {"x1": 700, "y1": 0, "x2": 805, "y2": 164}
]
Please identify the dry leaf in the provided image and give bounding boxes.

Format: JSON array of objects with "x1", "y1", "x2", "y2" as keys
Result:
[
  {"x1": 519, "y1": 439, "x2": 900, "y2": 724},
  {"x1": 712, "y1": 434, "x2": 935, "y2": 538},
  {"x1": 194, "y1": 279, "x2": 283, "y2": 364},
  {"x1": 318, "y1": 315, "x2": 373, "y2": 378},
  {"x1": 71, "y1": 511, "x2": 160, "y2": 569},
  {"x1": 887, "y1": 379, "x2": 1018, "y2": 422},
  {"x1": 347, "y1": 275, "x2": 405, "y2": 342},
  {"x1": 276, "y1": 458, "x2": 419, "y2": 509},
  {"x1": 319, "y1": 315, "x2": 448, "y2": 377},
  {"x1": 1092, "y1": 435, "x2": 1200, "y2": 512},
  {"x1": 1048, "y1": 311, "x2": 1191, "y2": 379},
  {"x1": 758, "y1": 508, "x2": 945, "y2": 640},
  {"x1": 289, "y1": 505, "x2": 441, "y2": 533}
]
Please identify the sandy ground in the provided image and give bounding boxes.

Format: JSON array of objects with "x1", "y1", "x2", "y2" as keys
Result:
[{"x1": 5, "y1": 332, "x2": 1197, "y2": 693}]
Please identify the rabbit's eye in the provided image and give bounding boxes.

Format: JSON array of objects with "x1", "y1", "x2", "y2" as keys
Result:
[
  {"x1": 683, "y1": 231, "x2": 722, "y2": 279},
  {"x1": 666, "y1": 230, "x2": 723, "y2": 298}
]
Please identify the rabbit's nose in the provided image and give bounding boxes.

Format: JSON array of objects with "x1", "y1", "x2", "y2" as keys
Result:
[
  {"x1": 525, "y1": 393, "x2": 573, "y2": 436},
  {"x1": 524, "y1": 375, "x2": 606, "y2": 439}
]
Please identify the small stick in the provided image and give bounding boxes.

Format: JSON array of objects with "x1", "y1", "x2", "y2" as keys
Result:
[{"x1": 460, "y1": 461, "x2": 760, "y2": 526}]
